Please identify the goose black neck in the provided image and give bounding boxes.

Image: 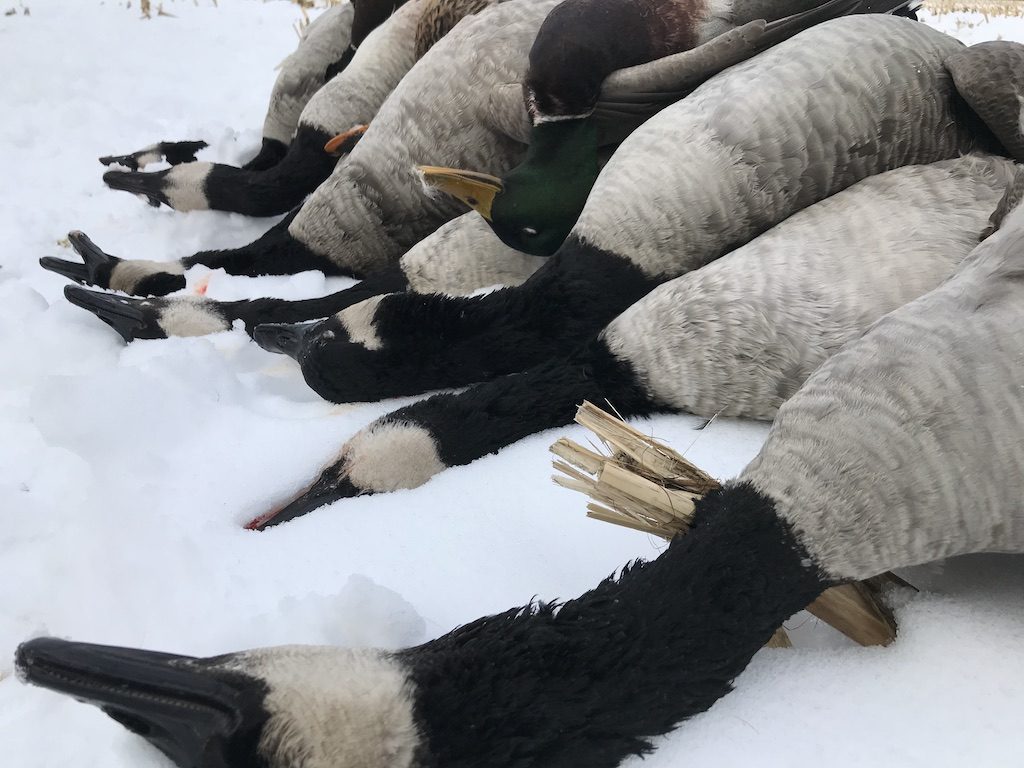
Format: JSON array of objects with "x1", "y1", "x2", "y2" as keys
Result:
[
  {"x1": 229, "y1": 266, "x2": 411, "y2": 334},
  {"x1": 183, "y1": 208, "x2": 343, "y2": 278},
  {"x1": 351, "y1": 0, "x2": 405, "y2": 51},
  {"x1": 242, "y1": 137, "x2": 288, "y2": 172},
  {"x1": 385, "y1": 338, "x2": 658, "y2": 469},
  {"x1": 204, "y1": 126, "x2": 339, "y2": 216},
  {"x1": 401, "y1": 482, "x2": 828, "y2": 768},
  {"x1": 368, "y1": 238, "x2": 661, "y2": 387}
]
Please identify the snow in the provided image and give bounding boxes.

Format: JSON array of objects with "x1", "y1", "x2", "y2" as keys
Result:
[{"x1": 1, "y1": 2, "x2": 1023, "y2": 766}]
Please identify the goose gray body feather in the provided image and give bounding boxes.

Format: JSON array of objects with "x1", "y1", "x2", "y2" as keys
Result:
[
  {"x1": 579, "y1": 15, "x2": 988, "y2": 278},
  {"x1": 400, "y1": 213, "x2": 545, "y2": 294},
  {"x1": 149, "y1": 0, "x2": 426, "y2": 213},
  {"x1": 299, "y1": 0, "x2": 429, "y2": 136},
  {"x1": 743, "y1": 182, "x2": 1024, "y2": 581},
  {"x1": 309, "y1": 155, "x2": 1014, "y2": 502},
  {"x1": 603, "y1": 154, "x2": 1017, "y2": 419},
  {"x1": 289, "y1": 0, "x2": 559, "y2": 275},
  {"x1": 263, "y1": 3, "x2": 356, "y2": 146}
]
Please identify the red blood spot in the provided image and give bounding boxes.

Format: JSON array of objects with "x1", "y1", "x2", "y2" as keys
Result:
[{"x1": 243, "y1": 510, "x2": 277, "y2": 530}]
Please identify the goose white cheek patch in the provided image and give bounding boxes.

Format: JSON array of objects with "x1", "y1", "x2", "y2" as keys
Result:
[
  {"x1": 163, "y1": 162, "x2": 214, "y2": 211},
  {"x1": 336, "y1": 296, "x2": 387, "y2": 351},
  {"x1": 343, "y1": 421, "x2": 445, "y2": 492},
  {"x1": 158, "y1": 299, "x2": 230, "y2": 337},
  {"x1": 227, "y1": 646, "x2": 420, "y2": 768},
  {"x1": 108, "y1": 260, "x2": 186, "y2": 294}
]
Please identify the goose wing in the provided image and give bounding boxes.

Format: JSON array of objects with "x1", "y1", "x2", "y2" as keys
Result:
[{"x1": 945, "y1": 41, "x2": 1024, "y2": 163}]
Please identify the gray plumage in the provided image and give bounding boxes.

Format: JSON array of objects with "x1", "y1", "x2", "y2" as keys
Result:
[
  {"x1": 946, "y1": 41, "x2": 1024, "y2": 164},
  {"x1": 334, "y1": 155, "x2": 1018, "y2": 495},
  {"x1": 592, "y1": 0, "x2": 869, "y2": 142},
  {"x1": 262, "y1": 3, "x2": 355, "y2": 145},
  {"x1": 400, "y1": 213, "x2": 545, "y2": 294},
  {"x1": 579, "y1": 15, "x2": 991, "y2": 278},
  {"x1": 299, "y1": 0, "x2": 433, "y2": 136},
  {"x1": 602, "y1": 154, "x2": 1017, "y2": 419},
  {"x1": 742, "y1": 174, "x2": 1024, "y2": 581},
  {"x1": 147, "y1": 0, "x2": 427, "y2": 213},
  {"x1": 290, "y1": 0, "x2": 561, "y2": 274}
]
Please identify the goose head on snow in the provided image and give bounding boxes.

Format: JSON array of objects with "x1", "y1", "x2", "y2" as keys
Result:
[
  {"x1": 419, "y1": 0, "x2": 922, "y2": 255},
  {"x1": 18, "y1": 188, "x2": 1024, "y2": 762}
]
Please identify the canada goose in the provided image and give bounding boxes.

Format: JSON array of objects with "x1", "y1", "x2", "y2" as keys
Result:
[
  {"x1": 246, "y1": 16, "x2": 998, "y2": 409},
  {"x1": 423, "y1": 0, "x2": 919, "y2": 256},
  {"x1": 17, "y1": 172, "x2": 1024, "y2": 766},
  {"x1": 98, "y1": 0, "x2": 428, "y2": 216},
  {"x1": 248, "y1": 153, "x2": 1016, "y2": 527},
  {"x1": 43, "y1": 0, "x2": 875, "y2": 324}
]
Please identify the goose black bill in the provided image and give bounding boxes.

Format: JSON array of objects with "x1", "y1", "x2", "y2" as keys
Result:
[{"x1": 15, "y1": 637, "x2": 267, "y2": 768}]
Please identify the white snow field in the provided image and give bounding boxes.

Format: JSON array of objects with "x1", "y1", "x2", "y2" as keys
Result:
[{"x1": 1, "y1": 2, "x2": 1023, "y2": 766}]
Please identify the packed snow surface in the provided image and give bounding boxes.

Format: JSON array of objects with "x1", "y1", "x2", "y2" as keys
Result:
[{"x1": 1, "y1": 2, "x2": 1023, "y2": 766}]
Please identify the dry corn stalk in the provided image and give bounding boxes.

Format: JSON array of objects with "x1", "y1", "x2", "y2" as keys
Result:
[{"x1": 552, "y1": 401, "x2": 902, "y2": 647}]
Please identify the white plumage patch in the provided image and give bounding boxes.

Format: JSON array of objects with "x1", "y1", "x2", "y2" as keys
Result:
[
  {"x1": 157, "y1": 298, "x2": 230, "y2": 337},
  {"x1": 109, "y1": 145, "x2": 162, "y2": 171},
  {"x1": 226, "y1": 646, "x2": 420, "y2": 768},
  {"x1": 342, "y1": 420, "x2": 445, "y2": 492},
  {"x1": 162, "y1": 161, "x2": 213, "y2": 212},
  {"x1": 336, "y1": 296, "x2": 386, "y2": 350},
  {"x1": 108, "y1": 259, "x2": 185, "y2": 294}
]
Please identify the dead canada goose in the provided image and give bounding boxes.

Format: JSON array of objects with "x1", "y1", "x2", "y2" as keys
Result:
[{"x1": 18, "y1": 169, "x2": 1024, "y2": 765}]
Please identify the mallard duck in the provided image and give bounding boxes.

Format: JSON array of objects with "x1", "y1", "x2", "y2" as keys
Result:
[
  {"x1": 17, "y1": 166, "x2": 1024, "y2": 766},
  {"x1": 420, "y1": 0, "x2": 920, "y2": 255}
]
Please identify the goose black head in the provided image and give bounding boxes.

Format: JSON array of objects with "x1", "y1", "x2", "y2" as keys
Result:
[
  {"x1": 251, "y1": 305, "x2": 393, "y2": 405},
  {"x1": 16, "y1": 638, "x2": 420, "y2": 768},
  {"x1": 418, "y1": 119, "x2": 600, "y2": 257}
]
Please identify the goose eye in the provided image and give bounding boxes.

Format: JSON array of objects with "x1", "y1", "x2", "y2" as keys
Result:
[{"x1": 521, "y1": 226, "x2": 538, "y2": 237}]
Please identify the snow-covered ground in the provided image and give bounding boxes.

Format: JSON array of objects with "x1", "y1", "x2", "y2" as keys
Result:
[{"x1": 1, "y1": 2, "x2": 1023, "y2": 765}]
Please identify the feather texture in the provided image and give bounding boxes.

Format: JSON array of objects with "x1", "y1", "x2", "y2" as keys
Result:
[{"x1": 744, "y1": 181, "x2": 1024, "y2": 580}]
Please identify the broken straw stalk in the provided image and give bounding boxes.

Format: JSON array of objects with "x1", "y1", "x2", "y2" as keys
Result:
[{"x1": 551, "y1": 401, "x2": 903, "y2": 648}]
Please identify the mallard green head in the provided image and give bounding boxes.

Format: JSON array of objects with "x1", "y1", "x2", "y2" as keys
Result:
[{"x1": 420, "y1": 118, "x2": 600, "y2": 256}]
